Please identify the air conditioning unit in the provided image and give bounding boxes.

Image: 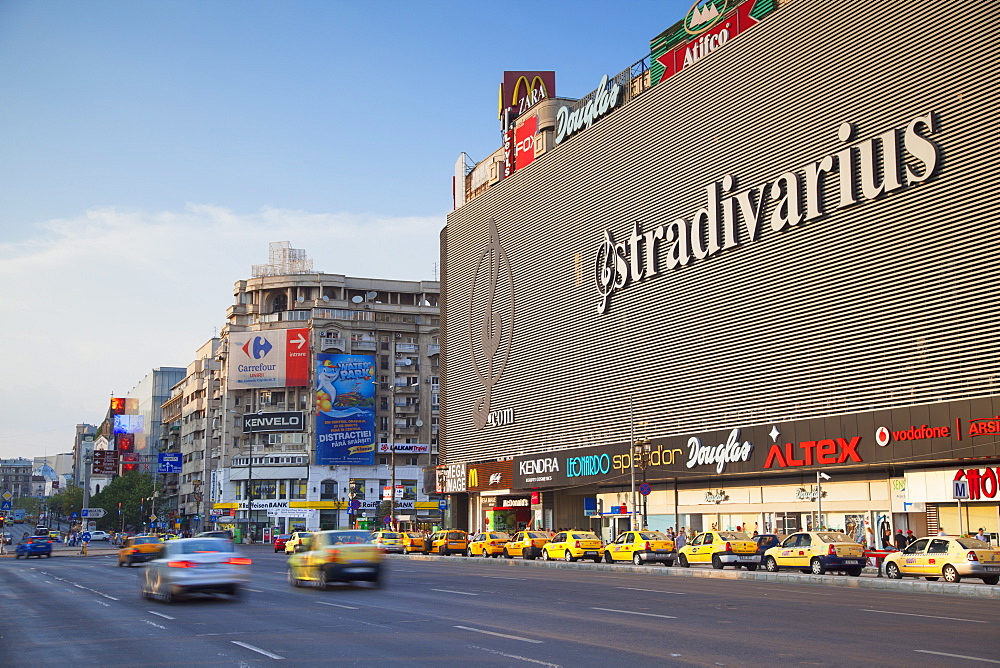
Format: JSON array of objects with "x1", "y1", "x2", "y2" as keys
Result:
[
  {"x1": 424, "y1": 378, "x2": 431, "y2": 383},
  {"x1": 394, "y1": 333, "x2": 402, "y2": 338},
  {"x1": 369, "y1": 331, "x2": 376, "y2": 336}
]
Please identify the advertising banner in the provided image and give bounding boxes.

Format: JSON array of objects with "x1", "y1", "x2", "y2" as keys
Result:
[
  {"x1": 466, "y1": 460, "x2": 514, "y2": 492},
  {"x1": 514, "y1": 115, "x2": 538, "y2": 171},
  {"x1": 227, "y1": 328, "x2": 309, "y2": 389},
  {"x1": 377, "y1": 443, "x2": 430, "y2": 454},
  {"x1": 314, "y1": 353, "x2": 376, "y2": 465},
  {"x1": 242, "y1": 411, "x2": 306, "y2": 433}
]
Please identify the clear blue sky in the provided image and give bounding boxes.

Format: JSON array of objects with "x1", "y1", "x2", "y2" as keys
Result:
[{"x1": 0, "y1": 0, "x2": 690, "y2": 461}]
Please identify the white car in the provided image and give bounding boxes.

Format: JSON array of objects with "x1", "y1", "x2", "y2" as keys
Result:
[
  {"x1": 139, "y1": 537, "x2": 251, "y2": 602},
  {"x1": 87, "y1": 530, "x2": 111, "y2": 541}
]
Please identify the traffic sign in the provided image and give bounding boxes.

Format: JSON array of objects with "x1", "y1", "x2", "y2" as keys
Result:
[
  {"x1": 953, "y1": 479, "x2": 970, "y2": 500},
  {"x1": 150, "y1": 515, "x2": 157, "y2": 522},
  {"x1": 81, "y1": 508, "x2": 106, "y2": 518},
  {"x1": 81, "y1": 531, "x2": 92, "y2": 543},
  {"x1": 438, "y1": 499, "x2": 448, "y2": 510},
  {"x1": 349, "y1": 499, "x2": 361, "y2": 510},
  {"x1": 70, "y1": 512, "x2": 79, "y2": 519},
  {"x1": 638, "y1": 483, "x2": 652, "y2": 496},
  {"x1": 383, "y1": 516, "x2": 392, "y2": 524},
  {"x1": 1, "y1": 490, "x2": 12, "y2": 501},
  {"x1": 0, "y1": 501, "x2": 11, "y2": 511}
]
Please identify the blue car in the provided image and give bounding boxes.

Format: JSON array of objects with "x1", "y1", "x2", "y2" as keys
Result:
[{"x1": 16, "y1": 535, "x2": 52, "y2": 559}]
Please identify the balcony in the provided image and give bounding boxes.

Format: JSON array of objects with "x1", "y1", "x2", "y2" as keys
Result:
[
  {"x1": 393, "y1": 402, "x2": 419, "y2": 414},
  {"x1": 352, "y1": 341, "x2": 377, "y2": 351},
  {"x1": 395, "y1": 343, "x2": 419, "y2": 353},
  {"x1": 428, "y1": 344, "x2": 440, "y2": 356},
  {"x1": 320, "y1": 336, "x2": 347, "y2": 351}
]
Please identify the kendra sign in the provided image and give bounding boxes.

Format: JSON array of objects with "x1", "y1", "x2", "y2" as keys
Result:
[{"x1": 594, "y1": 111, "x2": 941, "y2": 314}]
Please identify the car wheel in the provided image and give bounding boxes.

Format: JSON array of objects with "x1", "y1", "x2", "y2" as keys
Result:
[
  {"x1": 712, "y1": 554, "x2": 724, "y2": 570},
  {"x1": 229, "y1": 585, "x2": 243, "y2": 600},
  {"x1": 46, "y1": 553, "x2": 52, "y2": 558},
  {"x1": 117, "y1": 559, "x2": 124, "y2": 567},
  {"x1": 810, "y1": 558, "x2": 826, "y2": 576},
  {"x1": 604, "y1": 551, "x2": 613, "y2": 564},
  {"x1": 287, "y1": 566, "x2": 303, "y2": 588},
  {"x1": 632, "y1": 553, "x2": 643, "y2": 566},
  {"x1": 664, "y1": 560, "x2": 674, "y2": 567},
  {"x1": 885, "y1": 562, "x2": 902, "y2": 579},
  {"x1": 678, "y1": 554, "x2": 689, "y2": 568},
  {"x1": 14, "y1": 553, "x2": 20, "y2": 559},
  {"x1": 745, "y1": 564, "x2": 758, "y2": 571},
  {"x1": 564, "y1": 550, "x2": 574, "y2": 563},
  {"x1": 318, "y1": 569, "x2": 330, "y2": 590},
  {"x1": 734, "y1": 564, "x2": 742, "y2": 570},
  {"x1": 502, "y1": 549, "x2": 510, "y2": 559},
  {"x1": 542, "y1": 550, "x2": 551, "y2": 561},
  {"x1": 466, "y1": 548, "x2": 473, "y2": 557},
  {"x1": 846, "y1": 567, "x2": 863, "y2": 577},
  {"x1": 942, "y1": 564, "x2": 961, "y2": 583},
  {"x1": 982, "y1": 576, "x2": 999, "y2": 585}
]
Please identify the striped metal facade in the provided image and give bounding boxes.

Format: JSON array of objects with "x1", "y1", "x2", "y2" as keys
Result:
[{"x1": 441, "y1": 0, "x2": 1000, "y2": 466}]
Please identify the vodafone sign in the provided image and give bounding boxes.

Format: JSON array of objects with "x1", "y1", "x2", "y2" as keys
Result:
[{"x1": 228, "y1": 328, "x2": 309, "y2": 389}]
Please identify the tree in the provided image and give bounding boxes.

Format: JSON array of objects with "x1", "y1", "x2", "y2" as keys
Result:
[
  {"x1": 90, "y1": 471, "x2": 155, "y2": 532},
  {"x1": 46, "y1": 486, "x2": 84, "y2": 526}
]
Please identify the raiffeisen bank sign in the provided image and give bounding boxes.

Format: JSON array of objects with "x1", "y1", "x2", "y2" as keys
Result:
[{"x1": 594, "y1": 112, "x2": 941, "y2": 313}]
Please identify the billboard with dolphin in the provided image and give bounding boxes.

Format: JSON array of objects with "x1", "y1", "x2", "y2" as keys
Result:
[{"x1": 314, "y1": 353, "x2": 377, "y2": 465}]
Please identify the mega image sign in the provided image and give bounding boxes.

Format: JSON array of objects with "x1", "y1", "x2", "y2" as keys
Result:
[
  {"x1": 314, "y1": 354, "x2": 376, "y2": 466},
  {"x1": 228, "y1": 328, "x2": 309, "y2": 389}
]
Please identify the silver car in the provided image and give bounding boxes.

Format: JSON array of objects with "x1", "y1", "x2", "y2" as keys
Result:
[{"x1": 139, "y1": 537, "x2": 251, "y2": 602}]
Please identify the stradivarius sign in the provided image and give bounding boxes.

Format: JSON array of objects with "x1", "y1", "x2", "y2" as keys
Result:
[{"x1": 594, "y1": 111, "x2": 941, "y2": 313}]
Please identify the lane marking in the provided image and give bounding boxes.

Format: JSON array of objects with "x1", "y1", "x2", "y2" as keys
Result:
[
  {"x1": 484, "y1": 576, "x2": 528, "y2": 581},
  {"x1": 455, "y1": 626, "x2": 543, "y2": 644},
  {"x1": 244, "y1": 588, "x2": 264, "y2": 593},
  {"x1": 469, "y1": 645, "x2": 560, "y2": 666},
  {"x1": 432, "y1": 588, "x2": 478, "y2": 596},
  {"x1": 862, "y1": 609, "x2": 987, "y2": 624},
  {"x1": 232, "y1": 641, "x2": 285, "y2": 660},
  {"x1": 616, "y1": 586, "x2": 687, "y2": 595},
  {"x1": 592, "y1": 607, "x2": 677, "y2": 619},
  {"x1": 317, "y1": 602, "x2": 359, "y2": 610},
  {"x1": 148, "y1": 611, "x2": 175, "y2": 620},
  {"x1": 915, "y1": 650, "x2": 1000, "y2": 664},
  {"x1": 759, "y1": 587, "x2": 832, "y2": 596},
  {"x1": 95, "y1": 600, "x2": 110, "y2": 607},
  {"x1": 143, "y1": 620, "x2": 167, "y2": 630}
]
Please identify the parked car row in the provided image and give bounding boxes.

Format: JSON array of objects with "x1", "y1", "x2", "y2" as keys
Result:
[{"x1": 382, "y1": 528, "x2": 999, "y2": 585}]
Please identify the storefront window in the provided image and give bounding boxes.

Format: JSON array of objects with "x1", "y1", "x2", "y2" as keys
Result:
[
  {"x1": 278, "y1": 480, "x2": 287, "y2": 498},
  {"x1": 289, "y1": 480, "x2": 307, "y2": 499},
  {"x1": 349, "y1": 478, "x2": 365, "y2": 500}
]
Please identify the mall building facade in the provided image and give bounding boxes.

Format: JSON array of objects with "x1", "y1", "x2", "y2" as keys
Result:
[{"x1": 440, "y1": 0, "x2": 1000, "y2": 543}]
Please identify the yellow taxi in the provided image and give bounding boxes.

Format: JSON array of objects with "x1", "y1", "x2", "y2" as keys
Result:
[
  {"x1": 541, "y1": 530, "x2": 603, "y2": 563},
  {"x1": 604, "y1": 530, "x2": 677, "y2": 566},
  {"x1": 369, "y1": 530, "x2": 404, "y2": 554},
  {"x1": 284, "y1": 530, "x2": 314, "y2": 555},
  {"x1": 503, "y1": 530, "x2": 552, "y2": 560},
  {"x1": 117, "y1": 534, "x2": 163, "y2": 567},
  {"x1": 401, "y1": 531, "x2": 426, "y2": 554},
  {"x1": 763, "y1": 531, "x2": 865, "y2": 576},
  {"x1": 286, "y1": 529, "x2": 382, "y2": 588},
  {"x1": 883, "y1": 535, "x2": 1000, "y2": 584},
  {"x1": 467, "y1": 531, "x2": 510, "y2": 558},
  {"x1": 426, "y1": 529, "x2": 469, "y2": 556},
  {"x1": 677, "y1": 530, "x2": 760, "y2": 569}
]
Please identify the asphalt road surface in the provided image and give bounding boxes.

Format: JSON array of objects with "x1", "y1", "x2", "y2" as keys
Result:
[{"x1": 2, "y1": 545, "x2": 998, "y2": 666}]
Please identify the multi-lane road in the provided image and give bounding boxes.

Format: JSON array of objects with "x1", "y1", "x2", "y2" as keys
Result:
[{"x1": 2, "y1": 545, "x2": 997, "y2": 666}]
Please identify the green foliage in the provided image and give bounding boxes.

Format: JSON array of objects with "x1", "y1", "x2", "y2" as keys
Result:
[
  {"x1": 376, "y1": 500, "x2": 394, "y2": 529},
  {"x1": 46, "y1": 486, "x2": 84, "y2": 522},
  {"x1": 90, "y1": 472, "x2": 156, "y2": 531}
]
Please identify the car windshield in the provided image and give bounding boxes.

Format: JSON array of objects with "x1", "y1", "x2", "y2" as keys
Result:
[
  {"x1": 405, "y1": 532, "x2": 423, "y2": 538},
  {"x1": 639, "y1": 532, "x2": 667, "y2": 540},
  {"x1": 29, "y1": 536, "x2": 47, "y2": 543},
  {"x1": 134, "y1": 536, "x2": 160, "y2": 545},
  {"x1": 957, "y1": 538, "x2": 991, "y2": 549},
  {"x1": 328, "y1": 531, "x2": 371, "y2": 544},
  {"x1": 570, "y1": 533, "x2": 598, "y2": 540},
  {"x1": 179, "y1": 539, "x2": 228, "y2": 554},
  {"x1": 527, "y1": 532, "x2": 548, "y2": 538},
  {"x1": 381, "y1": 532, "x2": 401, "y2": 539},
  {"x1": 488, "y1": 533, "x2": 509, "y2": 540},
  {"x1": 447, "y1": 532, "x2": 465, "y2": 540},
  {"x1": 818, "y1": 532, "x2": 853, "y2": 543},
  {"x1": 718, "y1": 532, "x2": 750, "y2": 541}
]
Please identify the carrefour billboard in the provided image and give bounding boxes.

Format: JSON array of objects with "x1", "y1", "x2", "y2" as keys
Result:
[
  {"x1": 227, "y1": 328, "x2": 309, "y2": 389},
  {"x1": 314, "y1": 354, "x2": 377, "y2": 465}
]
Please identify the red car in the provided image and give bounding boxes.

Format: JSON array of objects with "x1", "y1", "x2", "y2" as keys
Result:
[{"x1": 273, "y1": 534, "x2": 291, "y2": 553}]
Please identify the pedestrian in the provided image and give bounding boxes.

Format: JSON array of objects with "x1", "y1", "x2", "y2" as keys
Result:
[
  {"x1": 675, "y1": 528, "x2": 687, "y2": 550},
  {"x1": 937, "y1": 527, "x2": 947, "y2": 536},
  {"x1": 893, "y1": 529, "x2": 907, "y2": 550},
  {"x1": 904, "y1": 529, "x2": 915, "y2": 545},
  {"x1": 881, "y1": 528, "x2": 893, "y2": 550},
  {"x1": 975, "y1": 528, "x2": 987, "y2": 542}
]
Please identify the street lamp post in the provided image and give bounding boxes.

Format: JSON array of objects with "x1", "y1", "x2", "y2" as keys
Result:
[
  {"x1": 817, "y1": 471, "x2": 831, "y2": 530},
  {"x1": 633, "y1": 439, "x2": 651, "y2": 530}
]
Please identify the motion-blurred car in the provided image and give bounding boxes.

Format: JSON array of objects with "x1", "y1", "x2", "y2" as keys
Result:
[
  {"x1": 503, "y1": 531, "x2": 552, "y2": 560},
  {"x1": 883, "y1": 535, "x2": 1000, "y2": 584},
  {"x1": 88, "y1": 530, "x2": 110, "y2": 541},
  {"x1": 1, "y1": 531, "x2": 13, "y2": 545},
  {"x1": 284, "y1": 531, "x2": 313, "y2": 555},
  {"x1": 401, "y1": 531, "x2": 426, "y2": 554},
  {"x1": 286, "y1": 530, "x2": 382, "y2": 588},
  {"x1": 16, "y1": 536, "x2": 52, "y2": 559},
  {"x1": 763, "y1": 531, "x2": 865, "y2": 576},
  {"x1": 369, "y1": 531, "x2": 404, "y2": 554},
  {"x1": 273, "y1": 534, "x2": 291, "y2": 553},
  {"x1": 196, "y1": 530, "x2": 234, "y2": 541},
  {"x1": 467, "y1": 531, "x2": 510, "y2": 557},
  {"x1": 604, "y1": 530, "x2": 676, "y2": 566},
  {"x1": 426, "y1": 530, "x2": 468, "y2": 556},
  {"x1": 678, "y1": 531, "x2": 760, "y2": 569},
  {"x1": 48, "y1": 531, "x2": 63, "y2": 543},
  {"x1": 117, "y1": 535, "x2": 163, "y2": 567},
  {"x1": 541, "y1": 531, "x2": 603, "y2": 563},
  {"x1": 139, "y1": 537, "x2": 251, "y2": 602}
]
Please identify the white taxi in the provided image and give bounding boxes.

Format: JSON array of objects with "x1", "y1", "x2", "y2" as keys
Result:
[{"x1": 883, "y1": 535, "x2": 1000, "y2": 584}]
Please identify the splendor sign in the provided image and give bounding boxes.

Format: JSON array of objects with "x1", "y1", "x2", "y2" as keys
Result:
[{"x1": 594, "y1": 111, "x2": 940, "y2": 313}]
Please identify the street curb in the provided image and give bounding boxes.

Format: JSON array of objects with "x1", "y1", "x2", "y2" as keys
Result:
[{"x1": 387, "y1": 554, "x2": 1000, "y2": 600}]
